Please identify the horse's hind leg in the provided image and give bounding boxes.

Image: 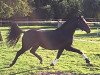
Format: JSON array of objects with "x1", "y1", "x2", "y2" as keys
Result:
[
  {"x1": 9, "y1": 47, "x2": 27, "y2": 67},
  {"x1": 30, "y1": 46, "x2": 42, "y2": 64},
  {"x1": 65, "y1": 46, "x2": 91, "y2": 65}
]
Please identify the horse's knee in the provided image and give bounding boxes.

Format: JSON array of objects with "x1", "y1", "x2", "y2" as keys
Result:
[
  {"x1": 17, "y1": 48, "x2": 26, "y2": 56},
  {"x1": 30, "y1": 46, "x2": 38, "y2": 53}
]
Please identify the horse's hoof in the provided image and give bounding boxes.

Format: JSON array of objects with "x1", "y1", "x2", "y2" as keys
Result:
[
  {"x1": 86, "y1": 63, "x2": 93, "y2": 66},
  {"x1": 85, "y1": 58, "x2": 90, "y2": 64},
  {"x1": 9, "y1": 64, "x2": 13, "y2": 67},
  {"x1": 40, "y1": 62, "x2": 42, "y2": 64},
  {"x1": 50, "y1": 63, "x2": 54, "y2": 66}
]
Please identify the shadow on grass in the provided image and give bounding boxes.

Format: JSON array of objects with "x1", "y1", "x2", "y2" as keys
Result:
[
  {"x1": 0, "y1": 65, "x2": 99, "y2": 75},
  {"x1": 0, "y1": 66, "x2": 11, "y2": 72},
  {"x1": 11, "y1": 71, "x2": 72, "y2": 75},
  {"x1": 0, "y1": 66, "x2": 32, "y2": 75},
  {"x1": 95, "y1": 54, "x2": 100, "y2": 58},
  {"x1": 10, "y1": 70, "x2": 32, "y2": 75}
]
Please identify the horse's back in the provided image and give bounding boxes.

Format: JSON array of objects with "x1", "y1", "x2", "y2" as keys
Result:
[{"x1": 22, "y1": 29, "x2": 73, "y2": 50}]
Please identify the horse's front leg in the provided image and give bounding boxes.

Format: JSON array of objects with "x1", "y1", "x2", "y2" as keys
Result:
[
  {"x1": 65, "y1": 46, "x2": 92, "y2": 65},
  {"x1": 50, "y1": 49, "x2": 64, "y2": 66}
]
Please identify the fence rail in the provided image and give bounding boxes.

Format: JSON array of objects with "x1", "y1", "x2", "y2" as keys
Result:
[
  {"x1": 0, "y1": 20, "x2": 100, "y2": 36},
  {"x1": 0, "y1": 20, "x2": 65, "y2": 24},
  {"x1": 0, "y1": 20, "x2": 100, "y2": 23}
]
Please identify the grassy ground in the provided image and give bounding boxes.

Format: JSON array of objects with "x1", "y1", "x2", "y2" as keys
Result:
[{"x1": 0, "y1": 26, "x2": 100, "y2": 75}]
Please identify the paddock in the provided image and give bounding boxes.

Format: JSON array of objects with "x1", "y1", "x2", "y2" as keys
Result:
[{"x1": 0, "y1": 21, "x2": 100, "y2": 75}]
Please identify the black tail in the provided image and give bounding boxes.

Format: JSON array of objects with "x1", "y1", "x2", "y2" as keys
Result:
[{"x1": 7, "y1": 22, "x2": 24, "y2": 47}]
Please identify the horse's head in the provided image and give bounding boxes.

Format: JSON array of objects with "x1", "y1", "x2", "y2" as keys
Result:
[{"x1": 76, "y1": 16, "x2": 90, "y2": 33}]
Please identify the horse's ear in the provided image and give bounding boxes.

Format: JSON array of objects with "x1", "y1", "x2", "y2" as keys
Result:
[
  {"x1": 78, "y1": 15, "x2": 83, "y2": 18},
  {"x1": 81, "y1": 16, "x2": 87, "y2": 22},
  {"x1": 81, "y1": 16, "x2": 84, "y2": 18},
  {"x1": 78, "y1": 15, "x2": 84, "y2": 19}
]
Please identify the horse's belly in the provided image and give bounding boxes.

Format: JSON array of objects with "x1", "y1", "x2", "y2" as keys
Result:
[
  {"x1": 38, "y1": 35, "x2": 73, "y2": 50},
  {"x1": 39, "y1": 41, "x2": 66, "y2": 50},
  {"x1": 40, "y1": 43, "x2": 58, "y2": 50}
]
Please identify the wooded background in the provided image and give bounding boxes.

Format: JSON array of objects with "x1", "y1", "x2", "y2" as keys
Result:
[{"x1": 0, "y1": 0, "x2": 100, "y2": 20}]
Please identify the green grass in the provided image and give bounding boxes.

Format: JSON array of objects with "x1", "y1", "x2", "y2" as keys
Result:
[{"x1": 0, "y1": 26, "x2": 100, "y2": 75}]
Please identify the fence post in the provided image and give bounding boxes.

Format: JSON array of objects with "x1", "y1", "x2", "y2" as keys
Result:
[
  {"x1": 97, "y1": 28, "x2": 99, "y2": 36},
  {"x1": 0, "y1": 31, "x2": 3, "y2": 41}
]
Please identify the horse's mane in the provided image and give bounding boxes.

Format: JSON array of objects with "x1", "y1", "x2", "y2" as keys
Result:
[{"x1": 56, "y1": 17, "x2": 77, "y2": 30}]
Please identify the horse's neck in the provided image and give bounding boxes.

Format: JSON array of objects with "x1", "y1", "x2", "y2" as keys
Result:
[{"x1": 56, "y1": 22, "x2": 76, "y2": 36}]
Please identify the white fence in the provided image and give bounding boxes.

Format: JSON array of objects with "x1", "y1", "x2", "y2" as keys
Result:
[{"x1": 0, "y1": 20, "x2": 100, "y2": 35}]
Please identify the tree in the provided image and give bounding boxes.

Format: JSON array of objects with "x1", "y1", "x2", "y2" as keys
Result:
[
  {"x1": 61, "y1": 0, "x2": 81, "y2": 19},
  {"x1": 0, "y1": 1, "x2": 14, "y2": 19},
  {"x1": 28, "y1": 0, "x2": 53, "y2": 19},
  {"x1": 29, "y1": 0, "x2": 81, "y2": 19},
  {"x1": 0, "y1": 0, "x2": 32, "y2": 19},
  {"x1": 82, "y1": 0, "x2": 100, "y2": 18}
]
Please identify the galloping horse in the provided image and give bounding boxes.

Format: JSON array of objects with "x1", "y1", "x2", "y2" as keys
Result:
[{"x1": 7, "y1": 16, "x2": 91, "y2": 67}]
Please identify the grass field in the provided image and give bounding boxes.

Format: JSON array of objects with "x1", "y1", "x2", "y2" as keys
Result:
[{"x1": 0, "y1": 26, "x2": 100, "y2": 75}]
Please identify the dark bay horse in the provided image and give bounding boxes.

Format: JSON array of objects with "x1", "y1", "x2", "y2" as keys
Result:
[{"x1": 7, "y1": 16, "x2": 91, "y2": 67}]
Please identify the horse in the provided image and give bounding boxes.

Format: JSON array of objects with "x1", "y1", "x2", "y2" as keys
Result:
[{"x1": 7, "y1": 16, "x2": 91, "y2": 67}]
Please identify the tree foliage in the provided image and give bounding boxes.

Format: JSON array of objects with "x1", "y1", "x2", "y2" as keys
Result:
[
  {"x1": 82, "y1": 0, "x2": 100, "y2": 18},
  {"x1": 0, "y1": 0, "x2": 100, "y2": 19},
  {"x1": 0, "y1": 1, "x2": 14, "y2": 18},
  {"x1": 0, "y1": 0, "x2": 31, "y2": 19},
  {"x1": 29, "y1": 0, "x2": 81, "y2": 19}
]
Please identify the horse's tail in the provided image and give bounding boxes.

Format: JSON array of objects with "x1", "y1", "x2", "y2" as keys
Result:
[{"x1": 7, "y1": 22, "x2": 24, "y2": 47}]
